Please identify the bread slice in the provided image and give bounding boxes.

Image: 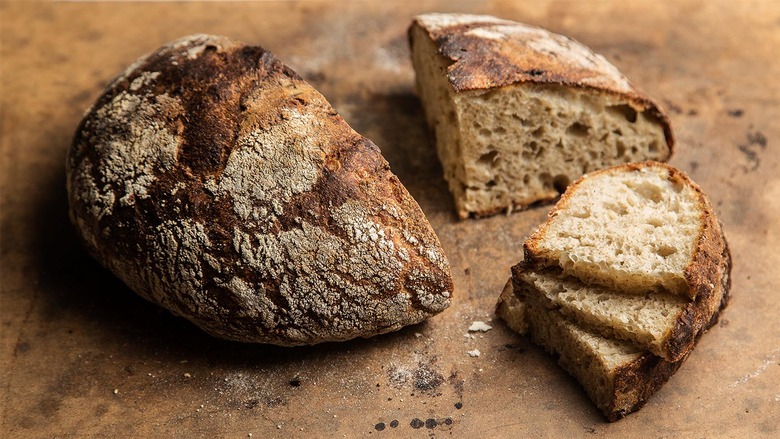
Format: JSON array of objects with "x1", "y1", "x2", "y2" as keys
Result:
[
  {"x1": 409, "y1": 13, "x2": 673, "y2": 218},
  {"x1": 525, "y1": 162, "x2": 724, "y2": 299},
  {"x1": 497, "y1": 253, "x2": 730, "y2": 421},
  {"x1": 514, "y1": 244, "x2": 728, "y2": 362}
]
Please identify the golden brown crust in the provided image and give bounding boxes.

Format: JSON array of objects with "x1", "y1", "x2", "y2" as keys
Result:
[
  {"x1": 66, "y1": 34, "x2": 453, "y2": 345},
  {"x1": 409, "y1": 13, "x2": 674, "y2": 151}
]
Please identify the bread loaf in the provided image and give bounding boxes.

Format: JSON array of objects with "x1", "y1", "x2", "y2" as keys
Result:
[
  {"x1": 409, "y1": 13, "x2": 673, "y2": 218},
  {"x1": 66, "y1": 34, "x2": 453, "y2": 345}
]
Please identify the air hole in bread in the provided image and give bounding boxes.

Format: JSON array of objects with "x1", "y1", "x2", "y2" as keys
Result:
[
  {"x1": 647, "y1": 218, "x2": 663, "y2": 228},
  {"x1": 512, "y1": 114, "x2": 531, "y2": 127},
  {"x1": 608, "y1": 104, "x2": 638, "y2": 123},
  {"x1": 567, "y1": 122, "x2": 590, "y2": 137},
  {"x1": 655, "y1": 245, "x2": 677, "y2": 258},
  {"x1": 631, "y1": 182, "x2": 663, "y2": 203},
  {"x1": 616, "y1": 143, "x2": 626, "y2": 157},
  {"x1": 478, "y1": 150, "x2": 499, "y2": 167},
  {"x1": 648, "y1": 140, "x2": 659, "y2": 153},
  {"x1": 553, "y1": 174, "x2": 571, "y2": 193}
]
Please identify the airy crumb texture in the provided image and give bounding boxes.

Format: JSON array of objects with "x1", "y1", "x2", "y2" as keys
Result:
[
  {"x1": 409, "y1": 14, "x2": 672, "y2": 218},
  {"x1": 519, "y1": 268, "x2": 686, "y2": 361},
  {"x1": 526, "y1": 162, "x2": 712, "y2": 298}
]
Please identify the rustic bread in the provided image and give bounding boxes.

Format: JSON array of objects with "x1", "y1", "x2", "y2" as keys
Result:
[
  {"x1": 525, "y1": 162, "x2": 724, "y2": 299},
  {"x1": 66, "y1": 34, "x2": 453, "y2": 345},
  {"x1": 497, "y1": 247, "x2": 730, "y2": 421},
  {"x1": 409, "y1": 13, "x2": 673, "y2": 218}
]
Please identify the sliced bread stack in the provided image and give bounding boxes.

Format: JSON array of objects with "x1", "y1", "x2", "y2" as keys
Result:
[{"x1": 497, "y1": 161, "x2": 731, "y2": 421}]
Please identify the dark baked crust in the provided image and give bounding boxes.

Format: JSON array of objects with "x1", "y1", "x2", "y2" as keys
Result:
[
  {"x1": 66, "y1": 34, "x2": 453, "y2": 345},
  {"x1": 409, "y1": 14, "x2": 674, "y2": 151}
]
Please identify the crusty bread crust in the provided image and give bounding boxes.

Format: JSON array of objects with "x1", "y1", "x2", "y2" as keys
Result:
[
  {"x1": 67, "y1": 34, "x2": 453, "y2": 345},
  {"x1": 524, "y1": 161, "x2": 723, "y2": 300},
  {"x1": 409, "y1": 14, "x2": 674, "y2": 151}
]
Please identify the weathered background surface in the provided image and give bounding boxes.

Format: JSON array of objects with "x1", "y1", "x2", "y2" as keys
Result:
[{"x1": 1, "y1": 1, "x2": 777, "y2": 437}]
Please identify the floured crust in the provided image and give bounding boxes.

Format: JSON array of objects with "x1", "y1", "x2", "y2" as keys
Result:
[
  {"x1": 67, "y1": 34, "x2": 453, "y2": 345},
  {"x1": 409, "y1": 13, "x2": 674, "y2": 149}
]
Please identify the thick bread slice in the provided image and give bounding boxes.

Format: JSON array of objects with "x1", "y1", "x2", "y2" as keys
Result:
[
  {"x1": 409, "y1": 13, "x2": 673, "y2": 218},
  {"x1": 514, "y1": 235, "x2": 730, "y2": 361},
  {"x1": 497, "y1": 264, "x2": 730, "y2": 421},
  {"x1": 525, "y1": 162, "x2": 724, "y2": 299}
]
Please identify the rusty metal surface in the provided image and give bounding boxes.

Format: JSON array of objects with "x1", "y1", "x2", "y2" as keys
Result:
[{"x1": 1, "y1": 1, "x2": 778, "y2": 437}]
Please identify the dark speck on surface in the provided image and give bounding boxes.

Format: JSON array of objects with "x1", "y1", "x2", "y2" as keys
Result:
[
  {"x1": 444, "y1": 418, "x2": 453, "y2": 425},
  {"x1": 410, "y1": 418, "x2": 424, "y2": 429},
  {"x1": 747, "y1": 130, "x2": 767, "y2": 148},
  {"x1": 289, "y1": 377, "x2": 301, "y2": 387},
  {"x1": 375, "y1": 422, "x2": 385, "y2": 431},
  {"x1": 455, "y1": 402, "x2": 463, "y2": 410},
  {"x1": 728, "y1": 108, "x2": 744, "y2": 118},
  {"x1": 413, "y1": 364, "x2": 443, "y2": 392},
  {"x1": 425, "y1": 418, "x2": 437, "y2": 429},
  {"x1": 389, "y1": 420, "x2": 398, "y2": 428}
]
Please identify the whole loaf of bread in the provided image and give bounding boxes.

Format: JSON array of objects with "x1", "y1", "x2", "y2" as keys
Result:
[{"x1": 66, "y1": 34, "x2": 453, "y2": 345}]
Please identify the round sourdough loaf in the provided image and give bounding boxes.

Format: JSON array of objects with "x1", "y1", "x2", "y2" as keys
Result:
[{"x1": 66, "y1": 34, "x2": 453, "y2": 345}]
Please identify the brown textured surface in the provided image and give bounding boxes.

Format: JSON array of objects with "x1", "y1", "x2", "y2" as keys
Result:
[
  {"x1": 66, "y1": 34, "x2": 452, "y2": 346},
  {"x1": 1, "y1": 0, "x2": 778, "y2": 436}
]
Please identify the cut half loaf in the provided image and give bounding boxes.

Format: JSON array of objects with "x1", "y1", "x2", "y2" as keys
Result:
[
  {"x1": 409, "y1": 13, "x2": 673, "y2": 218},
  {"x1": 525, "y1": 161, "x2": 724, "y2": 299}
]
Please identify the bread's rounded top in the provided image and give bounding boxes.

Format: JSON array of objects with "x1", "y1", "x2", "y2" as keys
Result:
[{"x1": 412, "y1": 13, "x2": 632, "y2": 93}]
